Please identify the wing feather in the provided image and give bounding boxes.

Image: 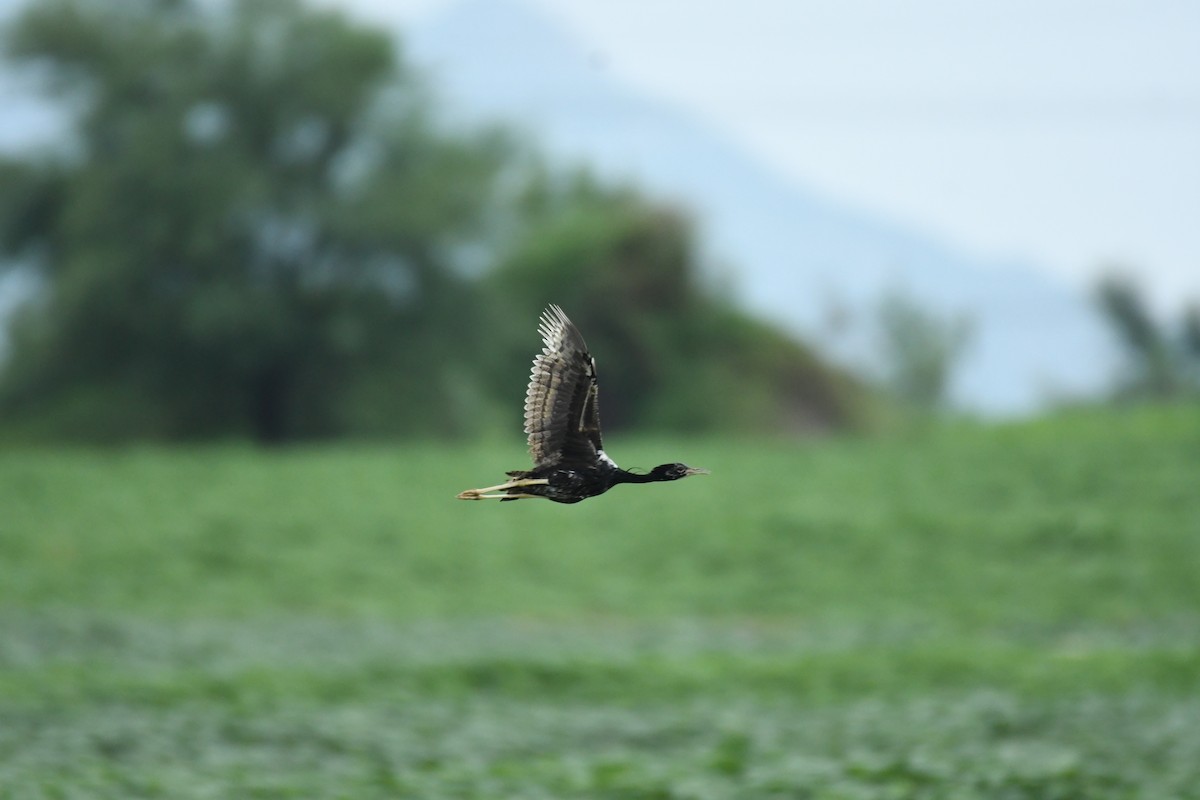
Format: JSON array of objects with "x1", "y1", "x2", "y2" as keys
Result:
[{"x1": 524, "y1": 305, "x2": 604, "y2": 467}]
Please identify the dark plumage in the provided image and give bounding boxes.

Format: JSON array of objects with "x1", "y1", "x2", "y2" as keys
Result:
[{"x1": 457, "y1": 305, "x2": 707, "y2": 503}]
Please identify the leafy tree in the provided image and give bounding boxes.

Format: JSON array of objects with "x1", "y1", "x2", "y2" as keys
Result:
[
  {"x1": 875, "y1": 288, "x2": 972, "y2": 413},
  {"x1": 485, "y1": 170, "x2": 873, "y2": 434},
  {"x1": 1095, "y1": 274, "x2": 1176, "y2": 397},
  {"x1": 0, "y1": 0, "x2": 508, "y2": 441},
  {"x1": 1095, "y1": 272, "x2": 1200, "y2": 400},
  {"x1": 1182, "y1": 305, "x2": 1200, "y2": 386}
]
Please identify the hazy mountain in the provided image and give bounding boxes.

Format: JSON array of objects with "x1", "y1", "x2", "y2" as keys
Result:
[{"x1": 405, "y1": 0, "x2": 1116, "y2": 414}]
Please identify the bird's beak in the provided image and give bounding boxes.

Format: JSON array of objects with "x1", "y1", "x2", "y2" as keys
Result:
[{"x1": 684, "y1": 467, "x2": 710, "y2": 476}]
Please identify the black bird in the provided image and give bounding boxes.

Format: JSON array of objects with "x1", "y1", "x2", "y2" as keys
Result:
[{"x1": 457, "y1": 305, "x2": 708, "y2": 503}]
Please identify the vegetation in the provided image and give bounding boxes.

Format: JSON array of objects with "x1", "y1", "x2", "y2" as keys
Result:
[
  {"x1": 484, "y1": 174, "x2": 872, "y2": 434},
  {"x1": 1095, "y1": 271, "x2": 1200, "y2": 400},
  {"x1": 0, "y1": 0, "x2": 509, "y2": 442},
  {"x1": 0, "y1": 0, "x2": 870, "y2": 444},
  {"x1": 875, "y1": 287, "x2": 973, "y2": 414},
  {"x1": 2, "y1": 404, "x2": 1198, "y2": 796}
]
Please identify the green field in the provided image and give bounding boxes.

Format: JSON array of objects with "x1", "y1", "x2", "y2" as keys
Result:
[{"x1": 2, "y1": 405, "x2": 1199, "y2": 797}]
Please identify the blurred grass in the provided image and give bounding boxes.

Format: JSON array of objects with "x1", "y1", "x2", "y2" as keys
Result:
[
  {"x1": 4, "y1": 404, "x2": 1197, "y2": 625},
  {"x1": 2, "y1": 403, "x2": 1199, "y2": 796}
]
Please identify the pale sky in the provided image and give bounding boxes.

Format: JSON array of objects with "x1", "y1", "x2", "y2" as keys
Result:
[
  {"x1": 334, "y1": 0, "x2": 1200, "y2": 313},
  {"x1": 4, "y1": 0, "x2": 1192, "y2": 311}
]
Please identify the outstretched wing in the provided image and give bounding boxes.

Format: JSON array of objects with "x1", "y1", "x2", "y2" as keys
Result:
[{"x1": 524, "y1": 305, "x2": 605, "y2": 468}]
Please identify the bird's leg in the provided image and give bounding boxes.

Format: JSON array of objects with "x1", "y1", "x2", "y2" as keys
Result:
[{"x1": 456, "y1": 478, "x2": 549, "y2": 500}]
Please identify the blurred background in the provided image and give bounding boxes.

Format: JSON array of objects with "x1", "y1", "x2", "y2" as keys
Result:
[
  {"x1": 1, "y1": 1, "x2": 1199, "y2": 796},
  {"x1": 1, "y1": 0, "x2": 1197, "y2": 442}
]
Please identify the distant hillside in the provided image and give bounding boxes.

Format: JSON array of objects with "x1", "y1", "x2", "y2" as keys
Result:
[{"x1": 404, "y1": 0, "x2": 1117, "y2": 414}]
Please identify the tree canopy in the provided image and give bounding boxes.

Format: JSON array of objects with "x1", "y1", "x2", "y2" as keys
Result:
[
  {"x1": 1, "y1": 0, "x2": 510, "y2": 441},
  {"x1": 1094, "y1": 272, "x2": 1200, "y2": 401},
  {"x1": 874, "y1": 288, "x2": 972, "y2": 414},
  {"x1": 481, "y1": 171, "x2": 871, "y2": 434}
]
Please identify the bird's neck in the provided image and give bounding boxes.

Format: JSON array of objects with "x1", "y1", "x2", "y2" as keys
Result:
[{"x1": 613, "y1": 469, "x2": 659, "y2": 485}]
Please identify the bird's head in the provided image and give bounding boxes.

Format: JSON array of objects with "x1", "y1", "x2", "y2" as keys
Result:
[{"x1": 650, "y1": 463, "x2": 710, "y2": 481}]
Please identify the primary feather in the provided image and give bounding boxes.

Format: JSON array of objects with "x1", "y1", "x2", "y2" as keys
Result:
[{"x1": 523, "y1": 304, "x2": 604, "y2": 468}]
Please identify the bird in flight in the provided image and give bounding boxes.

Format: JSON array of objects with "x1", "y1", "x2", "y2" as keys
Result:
[{"x1": 457, "y1": 305, "x2": 708, "y2": 503}]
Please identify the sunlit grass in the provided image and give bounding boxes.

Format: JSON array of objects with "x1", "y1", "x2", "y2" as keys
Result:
[
  {"x1": 1, "y1": 403, "x2": 1198, "y2": 796},
  {"x1": 4, "y1": 405, "x2": 1197, "y2": 625}
]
